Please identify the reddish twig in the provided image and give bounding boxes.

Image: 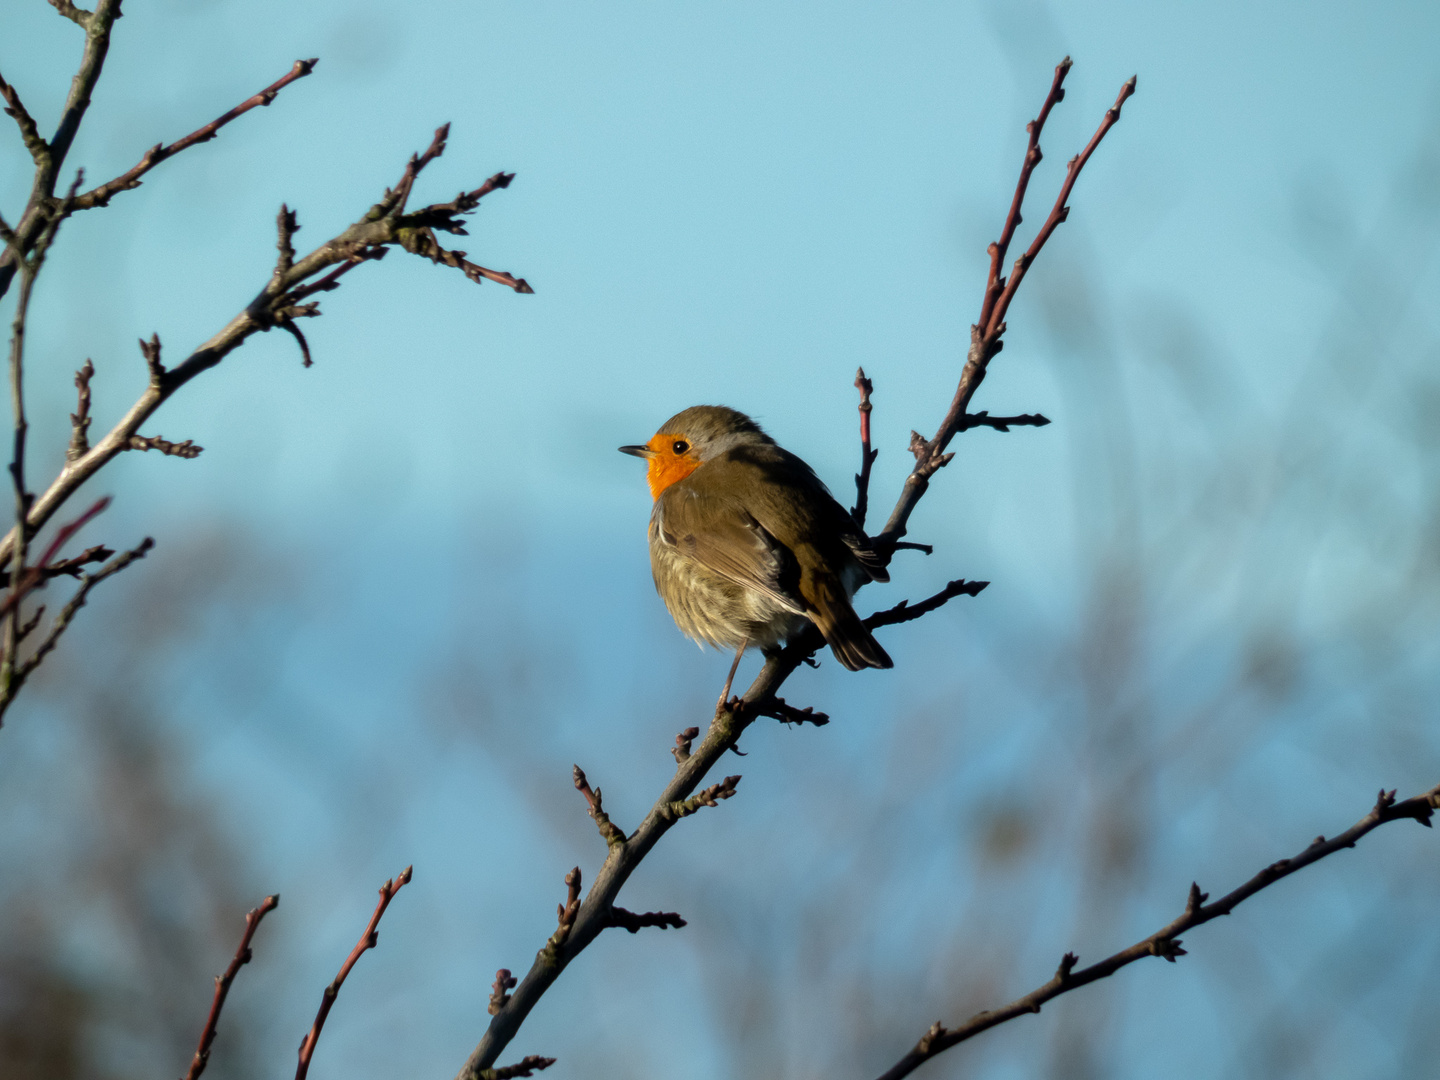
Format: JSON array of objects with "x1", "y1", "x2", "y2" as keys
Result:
[
  {"x1": 876, "y1": 64, "x2": 1135, "y2": 552},
  {"x1": 183, "y1": 895, "x2": 280, "y2": 1080},
  {"x1": 852, "y1": 367, "x2": 878, "y2": 527},
  {"x1": 74, "y1": 59, "x2": 318, "y2": 211},
  {"x1": 0, "y1": 495, "x2": 111, "y2": 621},
  {"x1": 978, "y1": 58, "x2": 1072, "y2": 334},
  {"x1": 985, "y1": 75, "x2": 1137, "y2": 344},
  {"x1": 874, "y1": 783, "x2": 1440, "y2": 1080},
  {"x1": 295, "y1": 867, "x2": 413, "y2": 1080}
]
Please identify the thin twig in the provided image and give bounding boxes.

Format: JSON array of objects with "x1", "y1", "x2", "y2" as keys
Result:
[
  {"x1": 128, "y1": 434, "x2": 203, "y2": 458},
  {"x1": 73, "y1": 59, "x2": 319, "y2": 211},
  {"x1": 875, "y1": 66, "x2": 1135, "y2": 554},
  {"x1": 573, "y1": 765, "x2": 627, "y2": 846},
  {"x1": 295, "y1": 867, "x2": 412, "y2": 1080},
  {"x1": 183, "y1": 895, "x2": 280, "y2": 1080},
  {"x1": 8, "y1": 536, "x2": 154, "y2": 707},
  {"x1": 852, "y1": 367, "x2": 877, "y2": 527},
  {"x1": 873, "y1": 783, "x2": 1440, "y2": 1080},
  {"x1": 68, "y1": 359, "x2": 93, "y2": 461},
  {"x1": 0, "y1": 68, "x2": 47, "y2": 164},
  {"x1": 864, "y1": 579, "x2": 990, "y2": 631},
  {"x1": 47, "y1": 0, "x2": 92, "y2": 27},
  {"x1": 0, "y1": 0, "x2": 121, "y2": 301}
]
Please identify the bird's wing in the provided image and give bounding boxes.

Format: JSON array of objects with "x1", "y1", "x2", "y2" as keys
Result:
[{"x1": 653, "y1": 490, "x2": 808, "y2": 616}]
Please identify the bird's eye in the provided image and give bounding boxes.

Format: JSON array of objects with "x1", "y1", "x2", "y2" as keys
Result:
[{"x1": 672, "y1": 440, "x2": 690, "y2": 455}]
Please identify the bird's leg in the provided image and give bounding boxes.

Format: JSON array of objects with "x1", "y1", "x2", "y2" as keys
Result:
[{"x1": 717, "y1": 637, "x2": 748, "y2": 712}]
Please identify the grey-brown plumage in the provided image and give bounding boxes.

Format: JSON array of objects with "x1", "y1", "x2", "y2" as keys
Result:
[{"x1": 621, "y1": 405, "x2": 892, "y2": 671}]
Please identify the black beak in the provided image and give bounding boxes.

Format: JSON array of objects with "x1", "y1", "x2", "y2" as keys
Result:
[{"x1": 618, "y1": 445, "x2": 652, "y2": 458}]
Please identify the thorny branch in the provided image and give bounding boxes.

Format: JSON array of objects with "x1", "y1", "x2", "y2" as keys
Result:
[
  {"x1": 183, "y1": 895, "x2": 280, "y2": 1080},
  {"x1": 295, "y1": 867, "x2": 412, "y2": 1080},
  {"x1": 873, "y1": 783, "x2": 1440, "y2": 1080},
  {"x1": 456, "y1": 59, "x2": 1131, "y2": 1080}
]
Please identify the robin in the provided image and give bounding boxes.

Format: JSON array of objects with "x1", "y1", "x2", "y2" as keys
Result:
[{"x1": 620, "y1": 405, "x2": 893, "y2": 696}]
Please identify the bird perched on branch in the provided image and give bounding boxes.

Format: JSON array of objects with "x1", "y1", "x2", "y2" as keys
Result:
[{"x1": 621, "y1": 406, "x2": 893, "y2": 696}]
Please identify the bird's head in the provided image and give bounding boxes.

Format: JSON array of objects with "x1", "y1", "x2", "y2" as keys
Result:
[{"x1": 619, "y1": 405, "x2": 771, "y2": 499}]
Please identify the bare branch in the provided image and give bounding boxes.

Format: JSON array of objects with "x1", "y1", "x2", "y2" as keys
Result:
[
  {"x1": 68, "y1": 359, "x2": 93, "y2": 461},
  {"x1": 275, "y1": 204, "x2": 299, "y2": 276},
  {"x1": 873, "y1": 782, "x2": 1440, "y2": 1080},
  {"x1": 865, "y1": 578, "x2": 990, "y2": 631},
  {"x1": 455, "y1": 62, "x2": 1124, "y2": 1080},
  {"x1": 750, "y1": 697, "x2": 830, "y2": 727},
  {"x1": 539, "y1": 868, "x2": 582, "y2": 964},
  {"x1": 851, "y1": 367, "x2": 878, "y2": 527},
  {"x1": 0, "y1": 0, "x2": 121, "y2": 301},
  {"x1": 47, "y1": 0, "x2": 92, "y2": 26},
  {"x1": 608, "y1": 907, "x2": 686, "y2": 933},
  {"x1": 876, "y1": 67, "x2": 1136, "y2": 553},
  {"x1": 127, "y1": 434, "x2": 202, "y2": 458},
  {"x1": 978, "y1": 58, "x2": 1072, "y2": 334},
  {"x1": 183, "y1": 895, "x2": 280, "y2": 1080},
  {"x1": 7, "y1": 536, "x2": 154, "y2": 710},
  {"x1": 572, "y1": 765, "x2": 627, "y2": 846},
  {"x1": 73, "y1": 59, "x2": 319, "y2": 211},
  {"x1": 0, "y1": 544, "x2": 111, "y2": 587},
  {"x1": 661, "y1": 775, "x2": 740, "y2": 821},
  {"x1": 0, "y1": 129, "x2": 528, "y2": 574},
  {"x1": 295, "y1": 866, "x2": 412, "y2": 1080},
  {"x1": 0, "y1": 69, "x2": 47, "y2": 164},
  {"x1": 959, "y1": 410, "x2": 1051, "y2": 433},
  {"x1": 478, "y1": 1057, "x2": 556, "y2": 1080}
]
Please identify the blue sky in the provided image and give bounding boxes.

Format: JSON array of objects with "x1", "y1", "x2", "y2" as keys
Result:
[{"x1": 4, "y1": 2, "x2": 1440, "y2": 1078}]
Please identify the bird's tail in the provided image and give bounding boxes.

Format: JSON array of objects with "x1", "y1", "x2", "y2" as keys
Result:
[{"x1": 807, "y1": 576, "x2": 893, "y2": 671}]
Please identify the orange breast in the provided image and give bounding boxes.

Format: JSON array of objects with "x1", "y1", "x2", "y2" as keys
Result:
[{"x1": 646, "y1": 433, "x2": 701, "y2": 499}]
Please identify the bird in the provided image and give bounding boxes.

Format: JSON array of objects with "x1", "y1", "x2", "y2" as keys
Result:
[{"x1": 620, "y1": 405, "x2": 893, "y2": 699}]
